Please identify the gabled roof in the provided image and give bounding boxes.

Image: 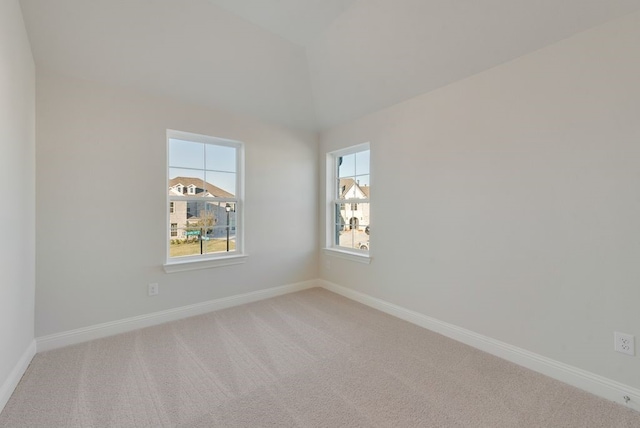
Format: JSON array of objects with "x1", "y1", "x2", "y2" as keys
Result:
[
  {"x1": 169, "y1": 176, "x2": 234, "y2": 198},
  {"x1": 339, "y1": 178, "x2": 370, "y2": 199}
]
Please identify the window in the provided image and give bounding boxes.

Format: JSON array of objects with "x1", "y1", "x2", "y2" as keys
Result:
[
  {"x1": 166, "y1": 129, "x2": 244, "y2": 271},
  {"x1": 326, "y1": 143, "x2": 370, "y2": 258}
]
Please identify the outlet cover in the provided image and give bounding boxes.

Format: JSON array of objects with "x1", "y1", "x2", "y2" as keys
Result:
[
  {"x1": 148, "y1": 283, "x2": 159, "y2": 296},
  {"x1": 614, "y1": 332, "x2": 635, "y2": 356}
]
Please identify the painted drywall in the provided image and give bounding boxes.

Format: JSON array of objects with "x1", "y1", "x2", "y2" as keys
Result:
[
  {"x1": 306, "y1": 0, "x2": 640, "y2": 129},
  {"x1": 319, "y1": 11, "x2": 640, "y2": 389},
  {"x1": 0, "y1": 0, "x2": 36, "y2": 404},
  {"x1": 35, "y1": 71, "x2": 318, "y2": 337},
  {"x1": 20, "y1": 0, "x2": 317, "y2": 130}
]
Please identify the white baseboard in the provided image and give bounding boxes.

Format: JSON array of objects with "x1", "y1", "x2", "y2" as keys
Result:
[
  {"x1": 36, "y1": 279, "x2": 318, "y2": 352},
  {"x1": 0, "y1": 340, "x2": 36, "y2": 414},
  {"x1": 319, "y1": 279, "x2": 640, "y2": 412}
]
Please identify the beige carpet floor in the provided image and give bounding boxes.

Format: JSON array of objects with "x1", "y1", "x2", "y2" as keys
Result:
[{"x1": 1, "y1": 288, "x2": 639, "y2": 427}]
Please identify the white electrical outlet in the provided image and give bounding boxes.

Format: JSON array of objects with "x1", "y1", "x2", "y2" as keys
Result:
[
  {"x1": 148, "y1": 283, "x2": 159, "y2": 296},
  {"x1": 614, "y1": 332, "x2": 635, "y2": 356}
]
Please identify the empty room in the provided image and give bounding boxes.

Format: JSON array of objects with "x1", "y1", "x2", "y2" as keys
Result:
[{"x1": 2, "y1": 0, "x2": 640, "y2": 426}]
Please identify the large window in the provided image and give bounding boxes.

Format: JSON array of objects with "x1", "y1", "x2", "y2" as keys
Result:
[
  {"x1": 327, "y1": 143, "x2": 370, "y2": 255},
  {"x1": 166, "y1": 130, "x2": 244, "y2": 269}
]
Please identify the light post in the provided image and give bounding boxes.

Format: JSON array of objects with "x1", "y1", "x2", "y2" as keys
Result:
[
  {"x1": 225, "y1": 203, "x2": 231, "y2": 252},
  {"x1": 200, "y1": 226, "x2": 204, "y2": 254}
]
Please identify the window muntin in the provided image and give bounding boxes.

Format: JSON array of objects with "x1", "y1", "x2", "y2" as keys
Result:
[
  {"x1": 167, "y1": 130, "x2": 243, "y2": 263},
  {"x1": 329, "y1": 144, "x2": 370, "y2": 253}
]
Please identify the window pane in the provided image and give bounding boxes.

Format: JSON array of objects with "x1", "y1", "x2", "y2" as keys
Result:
[
  {"x1": 168, "y1": 202, "x2": 237, "y2": 257},
  {"x1": 206, "y1": 144, "x2": 236, "y2": 172},
  {"x1": 338, "y1": 153, "x2": 355, "y2": 178},
  {"x1": 204, "y1": 202, "x2": 236, "y2": 253},
  {"x1": 335, "y1": 202, "x2": 369, "y2": 251},
  {"x1": 204, "y1": 227, "x2": 237, "y2": 254},
  {"x1": 358, "y1": 179, "x2": 370, "y2": 199},
  {"x1": 169, "y1": 169, "x2": 204, "y2": 197},
  {"x1": 205, "y1": 171, "x2": 236, "y2": 197},
  {"x1": 338, "y1": 177, "x2": 370, "y2": 200},
  {"x1": 169, "y1": 201, "x2": 237, "y2": 257},
  {"x1": 169, "y1": 229, "x2": 203, "y2": 258},
  {"x1": 354, "y1": 174, "x2": 370, "y2": 188},
  {"x1": 355, "y1": 150, "x2": 370, "y2": 176},
  {"x1": 169, "y1": 139, "x2": 204, "y2": 169}
]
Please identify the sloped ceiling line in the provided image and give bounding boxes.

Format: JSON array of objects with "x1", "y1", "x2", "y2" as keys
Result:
[{"x1": 19, "y1": 0, "x2": 640, "y2": 131}]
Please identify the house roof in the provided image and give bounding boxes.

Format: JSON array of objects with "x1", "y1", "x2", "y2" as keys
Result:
[
  {"x1": 339, "y1": 178, "x2": 369, "y2": 199},
  {"x1": 169, "y1": 176, "x2": 234, "y2": 198}
]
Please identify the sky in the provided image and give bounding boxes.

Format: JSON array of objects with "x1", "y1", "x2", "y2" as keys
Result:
[
  {"x1": 338, "y1": 149, "x2": 370, "y2": 187},
  {"x1": 169, "y1": 138, "x2": 237, "y2": 195}
]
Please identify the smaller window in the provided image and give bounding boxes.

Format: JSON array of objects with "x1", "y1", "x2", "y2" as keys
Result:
[
  {"x1": 326, "y1": 143, "x2": 370, "y2": 255},
  {"x1": 170, "y1": 202, "x2": 174, "y2": 213},
  {"x1": 170, "y1": 223, "x2": 178, "y2": 237}
]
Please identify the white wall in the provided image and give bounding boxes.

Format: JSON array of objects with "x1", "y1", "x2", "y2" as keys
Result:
[
  {"x1": 0, "y1": 0, "x2": 36, "y2": 409},
  {"x1": 35, "y1": 71, "x2": 318, "y2": 337},
  {"x1": 20, "y1": 0, "x2": 317, "y2": 130},
  {"x1": 306, "y1": 0, "x2": 640, "y2": 129},
  {"x1": 320, "y1": 11, "x2": 640, "y2": 389}
]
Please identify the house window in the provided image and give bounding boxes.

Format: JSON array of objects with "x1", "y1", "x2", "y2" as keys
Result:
[
  {"x1": 327, "y1": 143, "x2": 370, "y2": 255},
  {"x1": 166, "y1": 129, "x2": 244, "y2": 269}
]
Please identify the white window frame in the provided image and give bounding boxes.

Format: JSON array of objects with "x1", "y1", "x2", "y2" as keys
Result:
[
  {"x1": 164, "y1": 129, "x2": 246, "y2": 273},
  {"x1": 324, "y1": 142, "x2": 371, "y2": 264}
]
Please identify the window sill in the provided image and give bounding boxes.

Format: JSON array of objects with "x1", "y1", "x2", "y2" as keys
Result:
[
  {"x1": 163, "y1": 254, "x2": 247, "y2": 273},
  {"x1": 323, "y1": 248, "x2": 371, "y2": 264}
]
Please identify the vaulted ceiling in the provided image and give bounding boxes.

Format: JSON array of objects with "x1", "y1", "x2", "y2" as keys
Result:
[{"x1": 19, "y1": 0, "x2": 640, "y2": 131}]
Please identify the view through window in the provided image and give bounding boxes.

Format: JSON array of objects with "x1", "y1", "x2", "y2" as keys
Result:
[
  {"x1": 167, "y1": 130, "x2": 242, "y2": 261},
  {"x1": 331, "y1": 144, "x2": 370, "y2": 252}
]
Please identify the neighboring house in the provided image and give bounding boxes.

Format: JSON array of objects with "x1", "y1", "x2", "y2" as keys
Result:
[
  {"x1": 338, "y1": 178, "x2": 370, "y2": 231},
  {"x1": 169, "y1": 176, "x2": 234, "y2": 240}
]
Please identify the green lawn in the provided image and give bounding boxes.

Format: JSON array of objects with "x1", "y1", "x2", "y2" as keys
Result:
[{"x1": 170, "y1": 239, "x2": 236, "y2": 257}]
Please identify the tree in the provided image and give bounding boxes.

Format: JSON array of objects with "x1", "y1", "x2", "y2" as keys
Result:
[{"x1": 185, "y1": 206, "x2": 217, "y2": 241}]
